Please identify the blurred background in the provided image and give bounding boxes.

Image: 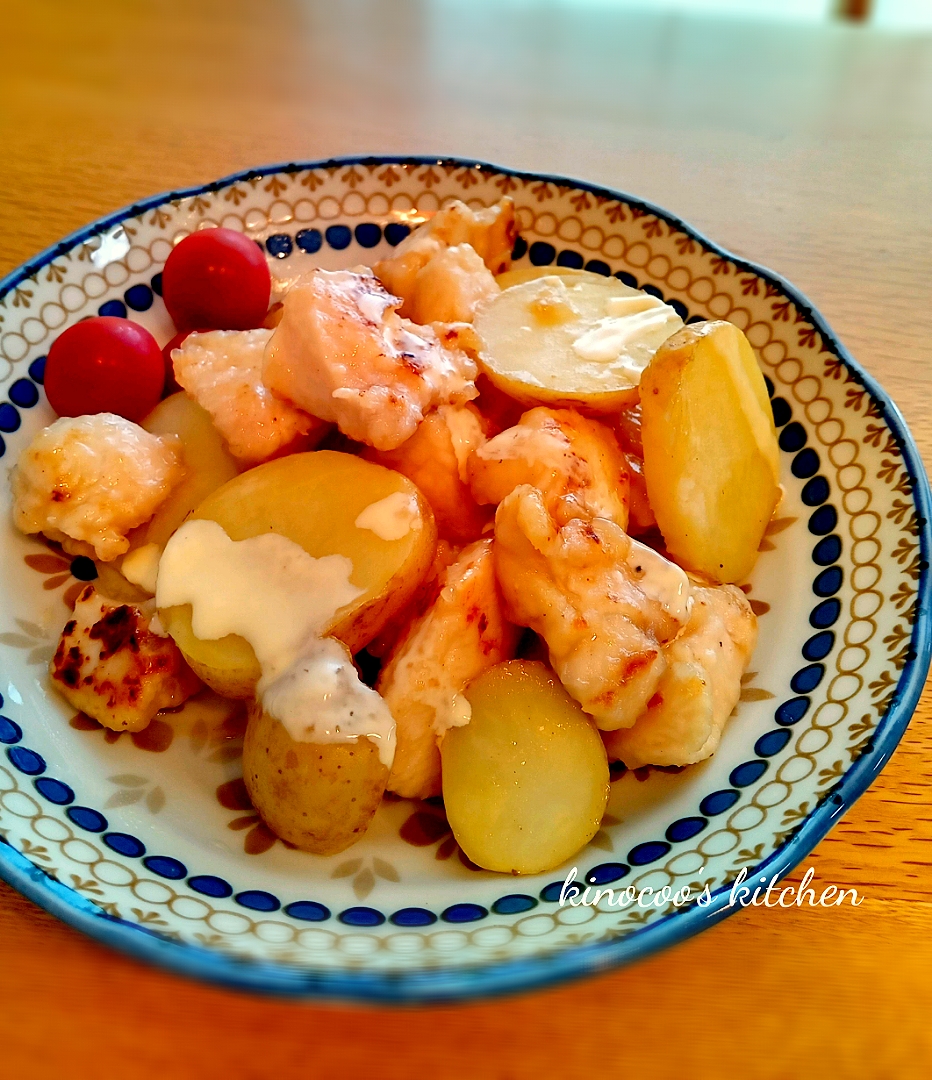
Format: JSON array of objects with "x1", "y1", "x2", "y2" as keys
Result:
[{"x1": 2, "y1": 2, "x2": 931, "y2": 1078}]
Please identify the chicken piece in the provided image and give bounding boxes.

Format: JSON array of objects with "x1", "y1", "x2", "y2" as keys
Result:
[
  {"x1": 364, "y1": 404, "x2": 490, "y2": 542},
  {"x1": 374, "y1": 198, "x2": 517, "y2": 317},
  {"x1": 602, "y1": 583, "x2": 757, "y2": 768},
  {"x1": 11, "y1": 414, "x2": 183, "y2": 562},
  {"x1": 403, "y1": 244, "x2": 500, "y2": 326},
  {"x1": 469, "y1": 407, "x2": 631, "y2": 529},
  {"x1": 493, "y1": 486, "x2": 691, "y2": 730},
  {"x1": 171, "y1": 329, "x2": 325, "y2": 466},
  {"x1": 50, "y1": 585, "x2": 201, "y2": 731},
  {"x1": 263, "y1": 269, "x2": 477, "y2": 451},
  {"x1": 377, "y1": 539, "x2": 519, "y2": 798}
]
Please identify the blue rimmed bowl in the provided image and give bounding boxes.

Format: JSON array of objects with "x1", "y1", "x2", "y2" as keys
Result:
[{"x1": 0, "y1": 156, "x2": 929, "y2": 1003}]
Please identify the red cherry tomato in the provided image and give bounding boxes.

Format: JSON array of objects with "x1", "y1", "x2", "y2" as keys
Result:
[
  {"x1": 162, "y1": 228, "x2": 271, "y2": 332},
  {"x1": 44, "y1": 317, "x2": 166, "y2": 422}
]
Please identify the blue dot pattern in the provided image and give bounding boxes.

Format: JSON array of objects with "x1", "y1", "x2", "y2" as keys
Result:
[
  {"x1": 0, "y1": 404, "x2": 21, "y2": 432},
  {"x1": 700, "y1": 790, "x2": 740, "y2": 816},
  {"x1": 492, "y1": 895, "x2": 537, "y2": 915},
  {"x1": 67, "y1": 806, "x2": 107, "y2": 833},
  {"x1": 585, "y1": 863, "x2": 629, "y2": 885},
  {"x1": 627, "y1": 841, "x2": 671, "y2": 866},
  {"x1": 124, "y1": 284, "x2": 153, "y2": 311},
  {"x1": 665, "y1": 817, "x2": 707, "y2": 843},
  {"x1": 235, "y1": 890, "x2": 281, "y2": 912},
  {"x1": 354, "y1": 223, "x2": 382, "y2": 248},
  {"x1": 390, "y1": 907, "x2": 437, "y2": 927},
  {"x1": 7, "y1": 746, "x2": 45, "y2": 775},
  {"x1": 284, "y1": 901, "x2": 330, "y2": 922},
  {"x1": 0, "y1": 716, "x2": 22, "y2": 744},
  {"x1": 34, "y1": 777, "x2": 74, "y2": 804},
  {"x1": 266, "y1": 234, "x2": 293, "y2": 259},
  {"x1": 339, "y1": 907, "x2": 385, "y2": 927},
  {"x1": 143, "y1": 856, "x2": 187, "y2": 880},
  {"x1": 9, "y1": 380, "x2": 39, "y2": 408},
  {"x1": 325, "y1": 225, "x2": 352, "y2": 250},
  {"x1": 296, "y1": 228, "x2": 322, "y2": 254},
  {"x1": 441, "y1": 904, "x2": 487, "y2": 924},
  {"x1": 188, "y1": 875, "x2": 233, "y2": 899},
  {"x1": 104, "y1": 833, "x2": 146, "y2": 858}
]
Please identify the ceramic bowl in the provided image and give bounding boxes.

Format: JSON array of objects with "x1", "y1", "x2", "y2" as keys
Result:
[{"x1": 0, "y1": 156, "x2": 928, "y2": 1003}]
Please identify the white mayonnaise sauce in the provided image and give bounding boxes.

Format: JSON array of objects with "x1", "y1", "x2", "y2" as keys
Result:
[
  {"x1": 624, "y1": 536, "x2": 693, "y2": 625},
  {"x1": 156, "y1": 519, "x2": 396, "y2": 766},
  {"x1": 354, "y1": 491, "x2": 420, "y2": 541},
  {"x1": 261, "y1": 636, "x2": 396, "y2": 766},
  {"x1": 571, "y1": 291, "x2": 682, "y2": 376}
]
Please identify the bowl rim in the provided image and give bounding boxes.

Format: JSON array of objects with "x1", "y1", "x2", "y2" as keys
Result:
[{"x1": 1, "y1": 153, "x2": 929, "y2": 1004}]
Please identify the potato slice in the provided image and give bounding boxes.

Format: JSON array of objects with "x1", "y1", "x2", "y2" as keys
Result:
[
  {"x1": 640, "y1": 320, "x2": 780, "y2": 583},
  {"x1": 160, "y1": 451, "x2": 437, "y2": 697},
  {"x1": 133, "y1": 392, "x2": 240, "y2": 551},
  {"x1": 474, "y1": 275, "x2": 683, "y2": 412},
  {"x1": 441, "y1": 660, "x2": 610, "y2": 874},
  {"x1": 243, "y1": 701, "x2": 388, "y2": 854}
]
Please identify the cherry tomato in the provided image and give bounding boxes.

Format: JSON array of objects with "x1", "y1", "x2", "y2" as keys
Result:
[
  {"x1": 162, "y1": 228, "x2": 271, "y2": 332},
  {"x1": 45, "y1": 317, "x2": 166, "y2": 422}
]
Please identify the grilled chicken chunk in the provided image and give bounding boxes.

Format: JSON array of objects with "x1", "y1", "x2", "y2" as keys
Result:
[
  {"x1": 378, "y1": 539, "x2": 518, "y2": 798},
  {"x1": 50, "y1": 586, "x2": 201, "y2": 732},
  {"x1": 468, "y1": 406, "x2": 631, "y2": 528},
  {"x1": 171, "y1": 328, "x2": 325, "y2": 465},
  {"x1": 374, "y1": 197, "x2": 517, "y2": 319},
  {"x1": 493, "y1": 485, "x2": 691, "y2": 730},
  {"x1": 11, "y1": 413, "x2": 183, "y2": 562},
  {"x1": 264, "y1": 269, "x2": 477, "y2": 451},
  {"x1": 603, "y1": 582, "x2": 757, "y2": 768}
]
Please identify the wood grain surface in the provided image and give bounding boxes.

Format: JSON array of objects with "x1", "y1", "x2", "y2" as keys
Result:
[{"x1": 2, "y1": 2, "x2": 931, "y2": 1077}]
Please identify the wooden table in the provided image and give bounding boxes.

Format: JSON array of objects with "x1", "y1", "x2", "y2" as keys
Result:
[{"x1": 2, "y1": 2, "x2": 931, "y2": 1076}]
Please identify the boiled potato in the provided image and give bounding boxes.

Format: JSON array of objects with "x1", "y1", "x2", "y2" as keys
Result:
[
  {"x1": 132, "y1": 392, "x2": 240, "y2": 551},
  {"x1": 243, "y1": 701, "x2": 388, "y2": 854},
  {"x1": 640, "y1": 320, "x2": 780, "y2": 583},
  {"x1": 474, "y1": 274, "x2": 683, "y2": 412},
  {"x1": 160, "y1": 451, "x2": 437, "y2": 697},
  {"x1": 441, "y1": 660, "x2": 610, "y2": 874}
]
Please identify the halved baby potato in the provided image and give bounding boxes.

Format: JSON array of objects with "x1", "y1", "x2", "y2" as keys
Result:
[
  {"x1": 441, "y1": 660, "x2": 610, "y2": 874},
  {"x1": 159, "y1": 451, "x2": 437, "y2": 697},
  {"x1": 640, "y1": 320, "x2": 780, "y2": 583},
  {"x1": 243, "y1": 701, "x2": 389, "y2": 855},
  {"x1": 474, "y1": 273, "x2": 683, "y2": 412}
]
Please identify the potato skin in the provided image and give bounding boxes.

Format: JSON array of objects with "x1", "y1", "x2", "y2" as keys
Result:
[{"x1": 243, "y1": 701, "x2": 389, "y2": 855}]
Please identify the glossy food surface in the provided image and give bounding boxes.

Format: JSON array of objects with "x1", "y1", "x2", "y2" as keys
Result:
[{"x1": 442, "y1": 660, "x2": 610, "y2": 874}]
